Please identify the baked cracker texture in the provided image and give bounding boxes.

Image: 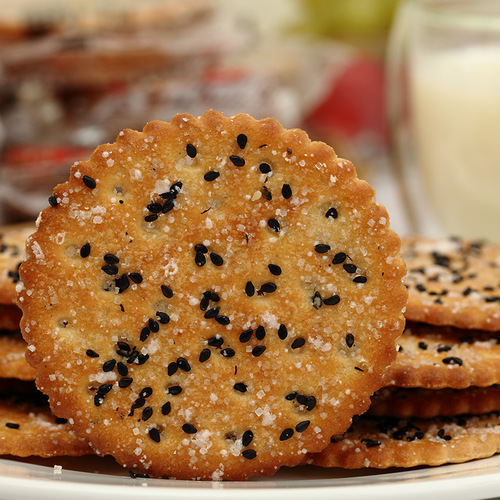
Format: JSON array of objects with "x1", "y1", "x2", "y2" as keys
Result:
[
  {"x1": 0, "y1": 331, "x2": 36, "y2": 380},
  {"x1": 370, "y1": 386, "x2": 500, "y2": 419},
  {"x1": 19, "y1": 110, "x2": 406, "y2": 480},
  {"x1": 308, "y1": 413, "x2": 500, "y2": 469},
  {"x1": 403, "y1": 236, "x2": 500, "y2": 331},
  {"x1": 0, "y1": 223, "x2": 35, "y2": 305},
  {"x1": 0, "y1": 394, "x2": 91, "y2": 457},
  {"x1": 385, "y1": 322, "x2": 500, "y2": 389}
]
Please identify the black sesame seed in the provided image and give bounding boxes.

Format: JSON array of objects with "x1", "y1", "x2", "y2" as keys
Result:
[
  {"x1": 144, "y1": 214, "x2": 158, "y2": 222},
  {"x1": 306, "y1": 396, "x2": 316, "y2": 411},
  {"x1": 259, "y1": 282, "x2": 277, "y2": 294},
  {"x1": 167, "y1": 386, "x2": 182, "y2": 395},
  {"x1": 268, "y1": 264, "x2": 282, "y2": 276},
  {"x1": 147, "y1": 202, "x2": 163, "y2": 214},
  {"x1": 161, "y1": 285, "x2": 174, "y2": 298},
  {"x1": 295, "y1": 420, "x2": 310, "y2": 433},
  {"x1": 234, "y1": 382, "x2": 247, "y2": 393},
  {"x1": 142, "y1": 407, "x2": 153, "y2": 421},
  {"x1": 6, "y1": 422, "x2": 20, "y2": 429},
  {"x1": 80, "y1": 242, "x2": 91, "y2": 258},
  {"x1": 259, "y1": 163, "x2": 272, "y2": 174},
  {"x1": 230, "y1": 155, "x2": 245, "y2": 167},
  {"x1": 115, "y1": 274, "x2": 130, "y2": 293},
  {"x1": 267, "y1": 218, "x2": 280, "y2": 232},
  {"x1": 245, "y1": 281, "x2": 255, "y2": 297},
  {"x1": 332, "y1": 252, "x2": 347, "y2": 264},
  {"x1": 199, "y1": 348, "x2": 211, "y2": 363},
  {"x1": 205, "y1": 307, "x2": 220, "y2": 319},
  {"x1": 255, "y1": 326, "x2": 266, "y2": 340},
  {"x1": 242, "y1": 430, "x2": 253, "y2": 446},
  {"x1": 325, "y1": 207, "x2": 338, "y2": 219},
  {"x1": 437, "y1": 344, "x2": 451, "y2": 353},
  {"x1": 82, "y1": 175, "x2": 96, "y2": 189},
  {"x1": 353, "y1": 276, "x2": 368, "y2": 284},
  {"x1": 177, "y1": 357, "x2": 191, "y2": 372},
  {"x1": 118, "y1": 377, "x2": 133, "y2": 388},
  {"x1": 195, "y1": 244, "x2": 208, "y2": 254},
  {"x1": 285, "y1": 392, "x2": 297, "y2": 400},
  {"x1": 237, "y1": 134, "x2": 248, "y2": 149},
  {"x1": 239, "y1": 329, "x2": 253, "y2": 342},
  {"x1": 167, "y1": 362, "x2": 178, "y2": 376},
  {"x1": 282, "y1": 184, "x2": 292, "y2": 199},
  {"x1": 140, "y1": 387, "x2": 153, "y2": 398},
  {"x1": 129, "y1": 273, "x2": 143, "y2": 284},
  {"x1": 362, "y1": 438, "x2": 381, "y2": 448},
  {"x1": 48, "y1": 195, "x2": 58, "y2": 207},
  {"x1": 324, "y1": 295, "x2": 340, "y2": 306},
  {"x1": 94, "y1": 395, "x2": 105, "y2": 407},
  {"x1": 210, "y1": 253, "x2": 224, "y2": 266},
  {"x1": 314, "y1": 244, "x2": 331, "y2": 254},
  {"x1": 102, "y1": 264, "x2": 119, "y2": 275},
  {"x1": 186, "y1": 143, "x2": 197, "y2": 158},
  {"x1": 418, "y1": 341, "x2": 428, "y2": 350},
  {"x1": 103, "y1": 359, "x2": 116, "y2": 372},
  {"x1": 117, "y1": 362, "x2": 128, "y2": 376},
  {"x1": 261, "y1": 186, "x2": 272, "y2": 200},
  {"x1": 199, "y1": 294, "x2": 210, "y2": 311},
  {"x1": 131, "y1": 399, "x2": 145, "y2": 412},
  {"x1": 156, "y1": 311, "x2": 170, "y2": 324},
  {"x1": 280, "y1": 428, "x2": 294, "y2": 441},
  {"x1": 221, "y1": 348, "x2": 235, "y2": 358},
  {"x1": 252, "y1": 345, "x2": 266, "y2": 357},
  {"x1": 242, "y1": 449, "x2": 257, "y2": 459},
  {"x1": 296, "y1": 395, "x2": 308, "y2": 405},
  {"x1": 148, "y1": 318, "x2": 159, "y2": 333},
  {"x1": 208, "y1": 335, "x2": 224, "y2": 347},
  {"x1": 195, "y1": 252, "x2": 206, "y2": 267},
  {"x1": 442, "y1": 356, "x2": 463, "y2": 366},
  {"x1": 140, "y1": 327, "x2": 150, "y2": 342},
  {"x1": 278, "y1": 324, "x2": 288, "y2": 340},
  {"x1": 204, "y1": 171, "x2": 220, "y2": 182},
  {"x1": 97, "y1": 384, "x2": 113, "y2": 395},
  {"x1": 343, "y1": 263, "x2": 357, "y2": 274},
  {"x1": 161, "y1": 401, "x2": 171, "y2": 416},
  {"x1": 312, "y1": 291, "x2": 322, "y2": 309},
  {"x1": 86, "y1": 349, "x2": 99, "y2": 358},
  {"x1": 182, "y1": 423, "x2": 197, "y2": 434},
  {"x1": 291, "y1": 338, "x2": 305, "y2": 349},
  {"x1": 346, "y1": 334, "x2": 355, "y2": 348},
  {"x1": 149, "y1": 428, "x2": 161, "y2": 443},
  {"x1": 117, "y1": 341, "x2": 131, "y2": 353},
  {"x1": 162, "y1": 200, "x2": 175, "y2": 213}
]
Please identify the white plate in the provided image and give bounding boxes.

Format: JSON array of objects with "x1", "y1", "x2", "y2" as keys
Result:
[{"x1": 0, "y1": 454, "x2": 499, "y2": 500}]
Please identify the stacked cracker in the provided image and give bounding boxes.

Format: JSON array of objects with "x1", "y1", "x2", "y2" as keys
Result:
[
  {"x1": 310, "y1": 237, "x2": 500, "y2": 468},
  {"x1": 0, "y1": 223, "x2": 90, "y2": 456}
]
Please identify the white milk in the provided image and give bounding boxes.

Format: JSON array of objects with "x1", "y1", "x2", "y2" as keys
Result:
[{"x1": 410, "y1": 45, "x2": 500, "y2": 241}]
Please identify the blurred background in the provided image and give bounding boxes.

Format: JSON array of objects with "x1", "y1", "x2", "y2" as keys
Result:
[{"x1": 0, "y1": 0, "x2": 405, "y2": 230}]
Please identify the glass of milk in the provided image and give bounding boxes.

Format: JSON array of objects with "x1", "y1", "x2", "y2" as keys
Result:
[{"x1": 387, "y1": 0, "x2": 500, "y2": 241}]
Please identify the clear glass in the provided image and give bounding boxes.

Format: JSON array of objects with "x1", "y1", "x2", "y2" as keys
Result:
[{"x1": 387, "y1": 0, "x2": 500, "y2": 241}]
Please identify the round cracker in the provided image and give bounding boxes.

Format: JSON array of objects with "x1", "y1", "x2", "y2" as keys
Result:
[
  {"x1": 0, "y1": 223, "x2": 34, "y2": 305},
  {"x1": 0, "y1": 331, "x2": 36, "y2": 380},
  {"x1": 308, "y1": 412, "x2": 500, "y2": 469},
  {"x1": 403, "y1": 236, "x2": 500, "y2": 331},
  {"x1": 0, "y1": 394, "x2": 91, "y2": 457},
  {"x1": 370, "y1": 386, "x2": 500, "y2": 419},
  {"x1": 0, "y1": 304, "x2": 22, "y2": 331},
  {"x1": 18, "y1": 111, "x2": 406, "y2": 480},
  {"x1": 385, "y1": 322, "x2": 500, "y2": 389}
]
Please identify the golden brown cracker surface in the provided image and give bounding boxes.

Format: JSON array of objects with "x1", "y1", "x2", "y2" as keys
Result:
[
  {"x1": 19, "y1": 111, "x2": 406, "y2": 480},
  {"x1": 385, "y1": 322, "x2": 500, "y2": 389},
  {"x1": 308, "y1": 412, "x2": 500, "y2": 469},
  {"x1": 0, "y1": 223, "x2": 34, "y2": 305},
  {"x1": 0, "y1": 394, "x2": 91, "y2": 457},
  {"x1": 403, "y1": 236, "x2": 500, "y2": 331},
  {"x1": 370, "y1": 386, "x2": 500, "y2": 419},
  {"x1": 0, "y1": 331, "x2": 35, "y2": 380},
  {"x1": 0, "y1": 304, "x2": 22, "y2": 331}
]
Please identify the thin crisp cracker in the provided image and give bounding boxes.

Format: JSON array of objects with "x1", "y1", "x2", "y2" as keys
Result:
[
  {"x1": 403, "y1": 236, "x2": 500, "y2": 331},
  {"x1": 385, "y1": 322, "x2": 500, "y2": 389},
  {"x1": 19, "y1": 110, "x2": 406, "y2": 480},
  {"x1": 308, "y1": 412, "x2": 500, "y2": 469},
  {"x1": 370, "y1": 386, "x2": 500, "y2": 419},
  {"x1": 0, "y1": 223, "x2": 34, "y2": 305}
]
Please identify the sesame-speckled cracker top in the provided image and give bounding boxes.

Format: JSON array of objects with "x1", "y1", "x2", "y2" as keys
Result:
[
  {"x1": 403, "y1": 236, "x2": 500, "y2": 331},
  {"x1": 19, "y1": 110, "x2": 406, "y2": 480}
]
